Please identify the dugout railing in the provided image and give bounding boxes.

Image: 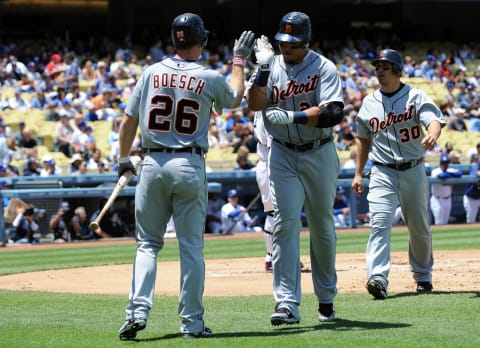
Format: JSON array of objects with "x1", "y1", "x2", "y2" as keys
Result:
[{"x1": 1, "y1": 168, "x2": 478, "y2": 235}]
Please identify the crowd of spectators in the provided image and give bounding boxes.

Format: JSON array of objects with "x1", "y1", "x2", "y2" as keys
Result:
[{"x1": 1, "y1": 32, "x2": 480, "y2": 242}]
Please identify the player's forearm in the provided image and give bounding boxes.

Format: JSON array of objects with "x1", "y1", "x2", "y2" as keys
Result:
[
  {"x1": 118, "y1": 114, "x2": 138, "y2": 157},
  {"x1": 246, "y1": 85, "x2": 267, "y2": 111},
  {"x1": 427, "y1": 120, "x2": 442, "y2": 140},
  {"x1": 229, "y1": 64, "x2": 246, "y2": 108},
  {"x1": 354, "y1": 137, "x2": 371, "y2": 176}
]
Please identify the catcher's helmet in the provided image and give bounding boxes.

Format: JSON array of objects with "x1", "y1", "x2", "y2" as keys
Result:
[
  {"x1": 275, "y1": 11, "x2": 311, "y2": 43},
  {"x1": 372, "y1": 49, "x2": 403, "y2": 75},
  {"x1": 171, "y1": 12, "x2": 209, "y2": 48}
]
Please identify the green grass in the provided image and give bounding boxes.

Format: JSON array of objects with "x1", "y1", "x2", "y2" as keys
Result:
[
  {"x1": 0, "y1": 290, "x2": 478, "y2": 347},
  {"x1": 0, "y1": 225, "x2": 479, "y2": 347}
]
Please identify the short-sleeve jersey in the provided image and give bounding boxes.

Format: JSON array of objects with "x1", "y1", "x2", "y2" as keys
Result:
[
  {"x1": 248, "y1": 50, "x2": 344, "y2": 144},
  {"x1": 126, "y1": 57, "x2": 239, "y2": 151},
  {"x1": 356, "y1": 84, "x2": 446, "y2": 163}
]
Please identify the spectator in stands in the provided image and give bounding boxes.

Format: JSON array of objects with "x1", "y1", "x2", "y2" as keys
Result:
[
  {"x1": 466, "y1": 142, "x2": 480, "y2": 160},
  {"x1": 335, "y1": 119, "x2": 356, "y2": 151},
  {"x1": 70, "y1": 120, "x2": 90, "y2": 158},
  {"x1": 9, "y1": 204, "x2": 40, "y2": 244},
  {"x1": 45, "y1": 100, "x2": 61, "y2": 121},
  {"x1": 463, "y1": 158, "x2": 480, "y2": 223},
  {"x1": 0, "y1": 123, "x2": 9, "y2": 168},
  {"x1": 447, "y1": 107, "x2": 468, "y2": 131},
  {"x1": 122, "y1": 77, "x2": 137, "y2": 99},
  {"x1": 40, "y1": 155, "x2": 62, "y2": 176},
  {"x1": 71, "y1": 158, "x2": 88, "y2": 175},
  {"x1": 22, "y1": 157, "x2": 41, "y2": 176},
  {"x1": 44, "y1": 53, "x2": 65, "y2": 80},
  {"x1": 97, "y1": 159, "x2": 109, "y2": 173},
  {"x1": 430, "y1": 154, "x2": 462, "y2": 225},
  {"x1": 333, "y1": 186, "x2": 350, "y2": 228},
  {"x1": 221, "y1": 189, "x2": 255, "y2": 234},
  {"x1": 6, "y1": 155, "x2": 20, "y2": 176},
  {"x1": 342, "y1": 150, "x2": 357, "y2": 170},
  {"x1": 29, "y1": 88, "x2": 50, "y2": 110},
  {"x1": 89, "y1": 197, "x2": 126, "y2": 238},
  {"x1": 8, "y1": 88, "x2": 30, "y2": 111},
  {"x1": 84, "y1": 125, "x2": 97, "y2": 153},
  {"x1": 53, "y1": 115, "x2": 75, "y2": 158},
  {"x1": 5, "y1": 55, "x2": 28, "y2": 79},
  {"x1": 80, "y1": 60, "x2": 97, "y2": 83},
  {"x1": 17, "y1": 128, "x2": 38, "y2": 159},
  {"x1": 49, "y1": 201, "x2": 73, "y2": 243},
  {"x1": 86, "y1": 148, "x2": 102, "y2": 171},
  {"x1": 69, "y1": 153, "x2": 83, "y2": 170},
  {"x1": 71, "y1": 206, "x2": 95, "y2": 240},
  {"x1": 449, "y1": 151, "x2": 462, "y2": 164},
  {"x1": 58, "y1": 51, "x2": 80, "y2": 91}
]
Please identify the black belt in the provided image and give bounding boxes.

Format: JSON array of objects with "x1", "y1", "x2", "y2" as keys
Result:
[
  {"x1": 142, "y1": 147, "x2": 203, "y2": 155},
  {"x1": 273, "y1": 137, "x2": 331, "y2": 152},
  {"x1": 435, "y1": 196, "x2": 450, "y2": 199},
  {"x1": 373, "y1": 158, "x2": 423, "y2": 171}
]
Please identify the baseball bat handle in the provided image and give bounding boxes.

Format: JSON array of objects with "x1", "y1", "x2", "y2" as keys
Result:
[{"x1": 89, "y1": 156, "x2": 141, "y2": 233}]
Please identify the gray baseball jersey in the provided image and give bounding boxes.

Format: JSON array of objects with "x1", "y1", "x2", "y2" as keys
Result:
[
  {"x1": 356, "y1": 83, "x2": 445, "y2": 288},
  {"x1": 126, "y1": 57, "x2": 240, "y2": 151},
  {"x1": 357, "y1": 84, "x2": 445, "y2": 163},
  {"x1": 260, "y1": 50, "x2": 344, "y2": 144}
]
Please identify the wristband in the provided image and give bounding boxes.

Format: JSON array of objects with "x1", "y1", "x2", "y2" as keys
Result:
[
  {"x1": 255, "y1": 69, "x2": 270, "y2": 87},
  {"x1": 118, "y1": 156, "x2": 130, "y2": 164},
  {"x1": 293, "y1": 112, "x2": 308, "y2": 124},
  {"x1": 232, "y1": 57, "x2": 246, "y2": 66}
]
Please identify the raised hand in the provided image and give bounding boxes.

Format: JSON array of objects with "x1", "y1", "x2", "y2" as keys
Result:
[{"x1": 233, "y1": 30, "x2": 255, "y2": 65}]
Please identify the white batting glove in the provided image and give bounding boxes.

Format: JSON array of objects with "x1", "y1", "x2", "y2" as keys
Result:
[
  {"x1": 265, "y1": 107, "x2": 294, "y2": 125},
  {"x1": 254, "y1": 35, "x2": 275, "y2": 71}
]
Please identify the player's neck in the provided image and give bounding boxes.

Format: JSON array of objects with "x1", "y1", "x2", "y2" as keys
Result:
[{"x1": 380, "y1": 80, "x2": 402, "y2": 94}]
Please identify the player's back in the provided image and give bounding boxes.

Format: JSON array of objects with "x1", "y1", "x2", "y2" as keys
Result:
[{"x1": 132, "y1": 57, "x2": 238, "y2": 150}]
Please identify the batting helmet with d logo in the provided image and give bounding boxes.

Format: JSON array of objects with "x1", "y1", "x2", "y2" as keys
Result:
[
  {"x1": 275, "y1": 11, "x2": 311, "y2": 43},
  {"x1": 171, "y1": 12, "x2": 209, "y2": 48}
]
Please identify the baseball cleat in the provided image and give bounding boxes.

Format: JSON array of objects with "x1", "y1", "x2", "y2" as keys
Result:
[
  {"x1": 118, "y1": 318, "x2": 147, "y2": 340},
  {"x1": 270, "y1": 307, "x2": 300, "y2": 326},
  {"x1": 366, "y1": 279, "x2": 388, "y2": 300},
  {"x1": 182, "y1": 327, "x2": 213, "y2": 339},
  {"x1": 265, "y1": 260, "x2": 273, "y2": 272},
  {"x1": 318, "y1": 303, "x2": 335, "y2": 322},
  {"x1": 416, "y1": 282, "x2": 433, "y2": 293}
]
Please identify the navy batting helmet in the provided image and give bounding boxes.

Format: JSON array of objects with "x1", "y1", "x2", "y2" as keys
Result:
[
  {"x1": 372, "y1": 49, "x2": 403, "y2": 75},
  {"x1": 171, "y1": 12, "x2": 209, "y2": 48},
  {"x1": 275, "y1": 11, "x2": 311, "y2": 43}
]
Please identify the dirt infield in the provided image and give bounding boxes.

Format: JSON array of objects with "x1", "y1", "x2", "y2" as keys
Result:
[{"x1": 1, "y1": 229, "x2": 479, "y2": 296}]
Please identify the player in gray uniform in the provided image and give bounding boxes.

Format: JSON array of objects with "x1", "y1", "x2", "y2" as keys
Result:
[
  {"x1": 247, "y1": 12, "x2": 344, "y2": 325},
  {"x1": 351, "y1": 49, "x2": 445, "y2": 299},
  {"x1": 253, "y1": 110, "x2": 274, "y2": 271},
  {"x1": 117, "y1": 13, "x2": 254, "y2": 339}
]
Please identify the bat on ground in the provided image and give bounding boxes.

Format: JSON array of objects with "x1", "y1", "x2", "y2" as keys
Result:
[
  {"x1": 224, "y1": 191, "x2": 262, "y2": 235},
  {"x1": 89, "y1": 156, "x2": 142, "y2": 233}
]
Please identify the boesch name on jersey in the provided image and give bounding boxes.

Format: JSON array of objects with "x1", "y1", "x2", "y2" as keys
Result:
[{"x1": 152, "y1": 72, "x2": 206, "y2": 95}]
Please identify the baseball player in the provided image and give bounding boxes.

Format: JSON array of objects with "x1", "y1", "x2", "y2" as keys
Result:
[
  {"x1": 117, "y1": 12, "x2": 254, "y2": 340},
  {"x1": 253, "y1": 110, "x2": 274, "y2": 271},
  {"x1": 246, "y1": 11, "x2": 344, "y2": 325},
  {"x1": 463, "y1": 160, "x2": 480, "y2": 223},
  {"x1": 221, "y1": 189, "x2": 255, "y2": 233},
  {"x1": 351, "y1": 48, "x2": 445, "y2": 299},
  {"x1": 430, "y1": 154, "x2": 462, "y2": 225}
]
